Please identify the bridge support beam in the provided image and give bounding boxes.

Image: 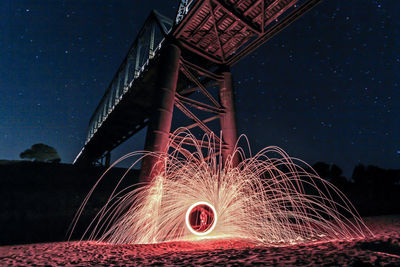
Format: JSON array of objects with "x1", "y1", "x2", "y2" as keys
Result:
[
  {"x1": 219, "y1": 71, "x2": 239, "y2": 167},
  {"x1": 140, "y1": 44, "x2": 181, "y2": 182},
  {"x1": 104, "y1": 151, "x2": 111, "y2": 168}
]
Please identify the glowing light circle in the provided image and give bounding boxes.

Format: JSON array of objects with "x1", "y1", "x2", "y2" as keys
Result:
[{"x1": 185, "y1": 201, "x2": 217, "y2": 236}]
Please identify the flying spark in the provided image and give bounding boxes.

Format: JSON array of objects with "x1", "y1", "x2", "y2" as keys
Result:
[{"x1": 71, "y1": 130, "x2": 372, "y2": 245}]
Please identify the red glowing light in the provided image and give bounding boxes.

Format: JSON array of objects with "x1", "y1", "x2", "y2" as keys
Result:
[{"x1": 185, "y1": 201, "x2": 217, "y2": 236}]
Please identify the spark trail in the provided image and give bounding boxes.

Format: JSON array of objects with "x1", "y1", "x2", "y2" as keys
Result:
[{"x1": 71, "y1": 130, "x2": 372, "y2": 245}]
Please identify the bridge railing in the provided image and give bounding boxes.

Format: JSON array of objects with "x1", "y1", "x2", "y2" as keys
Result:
[
  {"x1": 85, "y1": 11, "x2": 172, "y2": 145},
  {"x1": 175, "y1": 0, "x2": 198, "y2": 25}
]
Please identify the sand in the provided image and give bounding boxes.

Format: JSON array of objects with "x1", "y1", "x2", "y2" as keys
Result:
[{"x1": 1, "y1": 215, "x2": 399, "y2": 266}]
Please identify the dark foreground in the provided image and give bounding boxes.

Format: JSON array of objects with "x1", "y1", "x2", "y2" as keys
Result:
[
  {"x1": 1, "y1": 215, "x2": 399, "y2": 266},
  {"x1": 0, "y1": 161, "x2": 140, "y2": 245}
]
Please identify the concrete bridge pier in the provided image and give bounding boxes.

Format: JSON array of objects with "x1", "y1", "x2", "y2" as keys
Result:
[
  {"x1": 140, "y1": 44, "x2": 181, "y2": 183},
  {"x1": 219, "y1": 71, "x2": 239, "y2": 167}
]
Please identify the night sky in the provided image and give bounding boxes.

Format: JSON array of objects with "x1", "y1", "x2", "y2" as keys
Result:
[{"x1": 1, "y1": 0, "x2": 398, "y2": 177}]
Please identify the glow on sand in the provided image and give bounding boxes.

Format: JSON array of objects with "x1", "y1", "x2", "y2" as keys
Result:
[{"x1": 71, "y1": 130, "x2": 373, "y2": 245}]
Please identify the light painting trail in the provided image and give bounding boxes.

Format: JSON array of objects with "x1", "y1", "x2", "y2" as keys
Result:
[
  {"x1": 71, "y1": 130, "x2": 373, "y2": 245},
  {"x1": 186, "y1": 201, "x2": 217, "y2": 236}
]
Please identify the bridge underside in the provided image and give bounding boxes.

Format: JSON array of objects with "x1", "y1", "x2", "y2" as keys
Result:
[{"x1": 74, "y1": 0, "x2": 322, "y2": 178}]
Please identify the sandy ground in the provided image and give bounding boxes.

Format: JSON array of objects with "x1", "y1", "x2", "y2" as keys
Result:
[{"x1": 1, "y1": 215, "x2": 399, "y2": 266}]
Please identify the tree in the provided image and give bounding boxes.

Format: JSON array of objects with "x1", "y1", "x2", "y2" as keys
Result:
[
  {"x1": 312, "y1": 162, "x2": 330, "y2": 179},
  {"x1": 330, "y1": 164, "x2": 343, "y2": 179},
  {"x1": 20, "y1": 143, "x2": 61, "y2": 163},
  {"x1": 312, "y1": 162, "x2": 349, "y2": 188}
]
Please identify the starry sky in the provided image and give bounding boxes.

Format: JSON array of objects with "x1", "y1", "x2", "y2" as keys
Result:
[{"x1": 1, "y1": 0, "x2": 398, "y2": 177}]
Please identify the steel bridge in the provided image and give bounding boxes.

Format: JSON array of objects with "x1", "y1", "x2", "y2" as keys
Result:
[{"x1": 74, "y1": 0, "x2": 322, "y2": 181}]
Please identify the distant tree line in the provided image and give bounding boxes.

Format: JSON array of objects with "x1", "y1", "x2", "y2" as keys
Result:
[
  {"x1": 311, "y1": 161, "x2": 400, "y2": 216},
  {"x1": 20, "y1": 143, "x2": 61, "y2": 163},
  {"x1": 312, "y1": 161, "x2": 400, "y2": 186}
]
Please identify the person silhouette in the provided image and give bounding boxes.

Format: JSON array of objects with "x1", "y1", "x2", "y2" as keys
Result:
[{"x1": 200, "y1": 209, "x2": 208, "y2": 231}]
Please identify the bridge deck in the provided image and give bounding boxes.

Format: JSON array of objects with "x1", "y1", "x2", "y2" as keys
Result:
[{"x1": 174, "y1": 0, "x2": 298, "y2": 64}]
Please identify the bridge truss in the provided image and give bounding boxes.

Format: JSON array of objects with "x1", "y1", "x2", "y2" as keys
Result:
[{"x1": 74, "y1": 0, "x2": 322, "y2": 182}]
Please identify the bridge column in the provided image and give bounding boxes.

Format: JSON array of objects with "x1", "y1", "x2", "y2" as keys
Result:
[
  {"x1": 219, "y1": 71, "x2": 239, "y2": 167},
  {"x1": 140, "y1": 44, "x2": 181, "y2": 182},
  {"x1": 104, "y1": 151, "x2": 111, "y2": 168}
]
